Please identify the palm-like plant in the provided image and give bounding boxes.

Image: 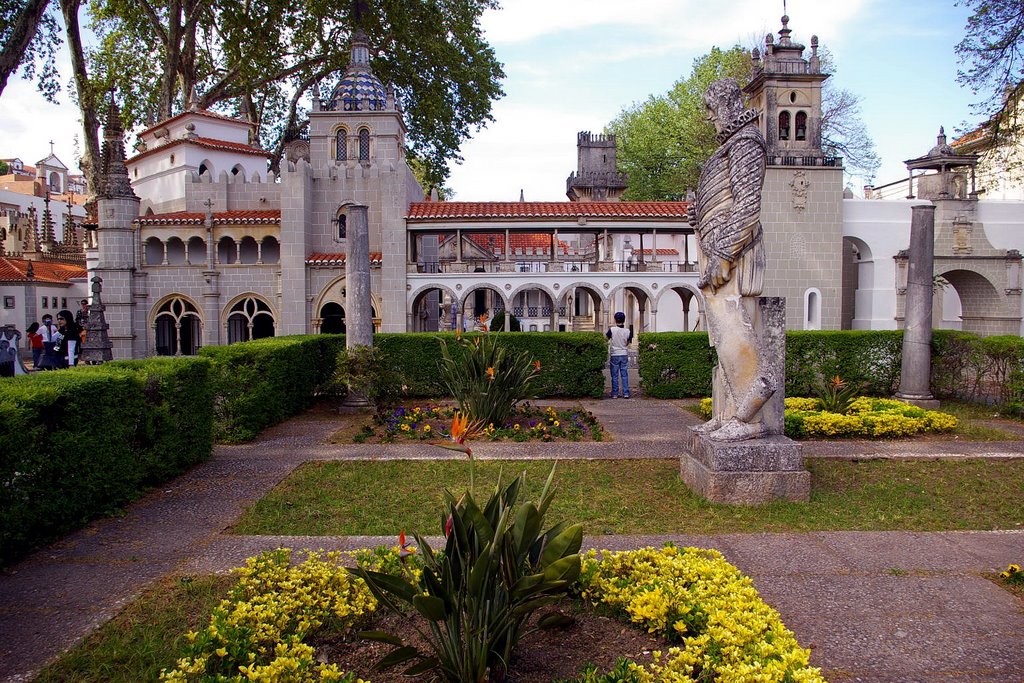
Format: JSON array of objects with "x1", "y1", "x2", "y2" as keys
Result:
[
  {"x1": 437, "y1": 333, "x2": 539, "y2": 427},
  {"x1": 813, "y1": 374, "x2": 863, "y2": 413},
  {"x1": 352, "y1": 466, "x2": 582, "y2": 683}
]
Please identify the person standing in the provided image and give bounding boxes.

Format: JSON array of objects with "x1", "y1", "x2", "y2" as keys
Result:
[
  {"x1": 36, "y1": 314, "x2": 62, "y2": 370},
  {"x1": 606, "y1": 311, "x2": 633, "y2": 398},
  {"x1": 55, "y1": 310, "x2": 80, "y2": 367},
  {"x1": 75, "y1": 299, "x2": 90, "y2": 343},
  {"x1": 26, "y1": 322, "x2": 44, "y2": 369}
]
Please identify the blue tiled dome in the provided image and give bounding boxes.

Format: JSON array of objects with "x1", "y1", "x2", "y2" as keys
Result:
[{"x1": 325, "y1": 30, "x2": 387, "y2": 112}]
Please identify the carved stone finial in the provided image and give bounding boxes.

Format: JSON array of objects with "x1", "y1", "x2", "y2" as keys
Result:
[{"x1": 99, "y1": 96, "x2": 139, "y2": 201}]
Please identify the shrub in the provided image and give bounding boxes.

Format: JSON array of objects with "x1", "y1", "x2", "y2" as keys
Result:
[
  {"x1": 637, "y1": 333, "x2": 714, "y2": 398},
  {"x1": 490, "y1": 310, "x2": 521, "y2": 332},
  {"x1": 200, "y1": 335, "x2": 345, "y2": 441},
  {"x1": 438, "y1": 333, "x2": 539, "y2": 426},
  {"x1": 932, "y1": 331, "x2": 1024, "y2": 404},
  {"x1": 785, "y1": 330, "x2": 903, "y2": 396},
  {"x1": 376, "y1": 332, "x2": 605, "y2": 398},
  {"x1": 329, "y1": 345, "x2": 402, "y2": 409},
  {"x1": 0, "y1": 357, "x2": 214, "y2": 564},
  {"x1": 353, "y1": 467, "x2": 583, "y2": 683}
]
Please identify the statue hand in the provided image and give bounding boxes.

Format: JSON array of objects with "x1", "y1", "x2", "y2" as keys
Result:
[{"x1": 710, "y1": 258, "x2": 731, "y2": 288}]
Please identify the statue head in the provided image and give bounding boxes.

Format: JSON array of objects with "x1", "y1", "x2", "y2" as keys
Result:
[{"x1": 702, "y1": 78, "x2": 745, "y2": 133}]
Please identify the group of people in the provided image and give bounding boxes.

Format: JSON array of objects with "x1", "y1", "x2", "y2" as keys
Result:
[{"x1": 25, "y1": 299, "x2": 89, "y2": 370}]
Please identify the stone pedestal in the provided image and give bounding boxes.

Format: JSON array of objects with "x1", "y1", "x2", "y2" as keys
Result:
[{"x1": 680, "y1": 428, "x2": 809, "y2": 503}]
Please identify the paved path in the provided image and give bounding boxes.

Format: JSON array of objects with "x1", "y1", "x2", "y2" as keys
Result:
[{"x1": 1, "y1": 399, "x2": 1023, "y2": 682}]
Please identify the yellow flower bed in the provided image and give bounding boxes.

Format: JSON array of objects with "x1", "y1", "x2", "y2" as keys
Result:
[
  {"x1": 161, "y1": 549, "x2": 375, "y2": 682},
  {"x1": 579, "y1": 546, "x2": 826, "y2": 682},
  {"x1": 698, "y1": 397, "x2": 958, "y2": 439}
]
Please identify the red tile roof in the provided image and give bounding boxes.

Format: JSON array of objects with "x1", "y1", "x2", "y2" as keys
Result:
[
  {"x1": 136, "y1": 210, "x2": 280, "y2": 225},
  {"x1": 407, "y1": 201, "x2": 690, "y2": 220},
  {"x1": 127, "y1": 136, "x2": 272, "y2": 164},
  {"x1": 306, "y1": 252, "x2": 383, "y2": 266},
  {"x1": 461, "y1": 232, "x2": 571, "y2": 254},
  {"x1": 952, "y1": 125, "x2": 989, "y2": 148},
  {"x1": 0, "y1": 257, "x2": 87, "y2": 284},
  {"x1": 636, "y1": 248, "x2": 679, "y2": 255},
  {"x1": 137, "y1": 109, "x2": 256, "y2": 138}
]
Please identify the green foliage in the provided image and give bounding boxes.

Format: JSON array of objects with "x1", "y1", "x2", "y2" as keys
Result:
[
  {"x1": 376, "y1": 332, "x2": 606, "y2": 398},
  {"x1": 352, "y1": 466, "x2": 583, "y2": 683},
  {"x1": 438, "y1": 333, "x2": 539, "y2": 427},
  {"x1": 812, "y1": 374, "x2": 864, "y2": 413},
  {"x1": 0, "y1": 357, "x2": 213, "y2": 564},
  {"x1": 489, "y1": 310, "x2": 521, "y2": 332},
  {"x1": 330, "y1": 344, "x2": 402, "y2": 409},
  {"x1": 931, "y1": 331, "x2": 1024, "y2": 404},
  {"x1": 637, "y1": 332, "x2": 715, "y2": 398},
  {"x1": 0, "y1": 160, "x2": 9, "y2": 175},
  {"x1": 557, "y1": 658, "x2": 645, "y2": 683},
  {"x1": 200, "y1": 334, "x2": 345, "y2": 442},
  {"x1": 607, "y1": 46, "x2": 750, "y2": 200}
]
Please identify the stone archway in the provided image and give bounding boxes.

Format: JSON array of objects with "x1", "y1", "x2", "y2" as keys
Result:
[
  {"x1": 558, "y1": 284, "x2": 605, "y2": 332},
  {"x1": 655, "y1": 284, "x2": 705, "y2": 332},
  {"x1": 457, "y1": 284, "x2": 507, "y2": 331},
  {"x1": 607, "y1": 283, "x2": 655, "y2": 334},
  {"x1": 936, "y1": 268, "x2": 1017, "y2": 336},
  {"x1": 508, "y1": 283, "x2": 559, "y2": 332},
  {"x1": 842, "y1": 236, "x2": 875, "y2": 330},
  {"x1": 410, "y1": 285, "x2": 460, "y2": 332}
]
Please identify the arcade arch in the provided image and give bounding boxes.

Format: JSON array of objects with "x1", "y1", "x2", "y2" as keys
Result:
[
  {"x1": 225, "y1": 294, "x2": 277, "y2": 343},
  {"x1": 152, "y1": 295, "x2": 202, "y2": 356}
]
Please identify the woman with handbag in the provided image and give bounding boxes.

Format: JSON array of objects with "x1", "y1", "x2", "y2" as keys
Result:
[{"x1": 55, "y1": 310, "x2": 80, "y2": 368}]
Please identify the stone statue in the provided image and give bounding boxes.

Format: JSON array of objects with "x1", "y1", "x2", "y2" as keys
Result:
[{"x1": 688, "y1": 78, "x2": 776, "y2": 442}]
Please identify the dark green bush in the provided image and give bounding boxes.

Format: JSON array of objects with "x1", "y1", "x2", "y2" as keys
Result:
[
  {"x1": 376, "y1": 332, "x2": 606, "y2": 398},
  {"x1": 637, "y1": 332, "x2": 715, "y2": 398},
  {"x1": 0, "y1": 357, "x2": 214, "y2": 564},
  {"x1": 785, "y1": 331, "x2": 903, "y2": 396},
  {"x1": 490, "y1": 310, "x2": 521, "y2": 331},
  {"x1": 931, "y1": 331, "x2": 1024, "y2": 404},
  {"x1": 200, "y1": 335, "x2": 345, "y2": 442}
]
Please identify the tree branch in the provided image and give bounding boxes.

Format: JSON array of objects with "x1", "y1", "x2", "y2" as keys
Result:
[{"x1": 0, "y1": 0, "x2": 51, "y2": 98}]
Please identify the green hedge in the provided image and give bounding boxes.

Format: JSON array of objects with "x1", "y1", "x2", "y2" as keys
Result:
[
  {"x1": 200, "y1": 334, "x2": 346, "y2": 442},
  {"x1": 637, "y1": 329, "x2": 1022, "y2": 402},
  {"x1": 0, "y1": 357, "x2": 213, "y2": 564},
  {"x1": 375, "y1": 332, "x2": 606, "y2": 398},
  {"x1": 931, "y1": 331, "x2": 1024, "y2": 403}
]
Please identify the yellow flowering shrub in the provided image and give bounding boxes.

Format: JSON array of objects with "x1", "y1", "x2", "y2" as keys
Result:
[
  {"x1": 699, "y1": 398, "x2": 713, "y2": 419},
  {"x1": 579, "y1": 546, "x2": 826, "y2": 683},
  {"x1": 161, "y1": 549, "x2": 375, "y2": 682},
  {"x1": 801, "y1": 412, "x2": 866, "y2": 437},
  {"x1": 784, "y1": 397, "x2": 821, "y2": 412}
]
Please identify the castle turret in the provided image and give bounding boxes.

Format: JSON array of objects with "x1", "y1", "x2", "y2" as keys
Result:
[{"x1": 566, "y1": 132, "x2": 628, "y2": 202}]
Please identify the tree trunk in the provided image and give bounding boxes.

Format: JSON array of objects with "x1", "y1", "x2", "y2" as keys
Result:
[
  {"x1": 160, "y1": 0, "x2": 183, "y2": 119},
  {"x1": 59, "y1": 0, "x2": 101, "y2": 195},
  {"x1": 0, "y1": 0, "x2": 51, "y2": 98}
]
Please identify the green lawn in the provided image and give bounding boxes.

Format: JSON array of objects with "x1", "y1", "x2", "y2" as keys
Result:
[
  {"x1": 35, "y1": 574, "x2": 233, "y2": 683},
  {"x1": 232, "y1": 458, "x2": 1024, "y2": 536}
]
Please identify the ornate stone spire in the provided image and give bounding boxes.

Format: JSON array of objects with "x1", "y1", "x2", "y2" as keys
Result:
[
  {"x1": 23, "y1": 206, "x2": 38, "y2": 253},
  {"x1": 79, "y1": 275, "x2": 114, "y2": 364},
  {"x1": 40, "y1": 190, "x2": 56, "y2": 248},
  {"x1": 99, "y1": 97, "x2": 138, "y2": 200}
]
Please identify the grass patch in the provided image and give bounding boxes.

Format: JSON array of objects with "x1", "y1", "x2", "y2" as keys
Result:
[
  {"x1": 36, "y1": 574, "x2": 234, "y2": 683},
  {"x1": 233, "y1": 458, "x2": 1024, "y2": 536}
]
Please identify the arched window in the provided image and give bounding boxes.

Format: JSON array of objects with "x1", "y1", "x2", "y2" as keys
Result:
[
  {"x1": 238, "y1": 236, "x2": 259, "y2": 264},
  {"x1": 187, "y1": 236, "x2": 207, "y2": 265},
  {"x1": 320, "y1": 302, "x2": 345, "y2": 334},
  {"x1": 804, "y1": 288, "x2": 821, "y2": 330},
  {"x1": 778, "y1": 111, "x2": 791, "y2": 141},
  {"x1": 358, "y1": 128, "x2": 370, "y2": 161},
  {"x1": 336, "y1": 129, "x2": 347, "y2": 161},
  {"x1": 795, "y1": 111, "x2": 807, "y2": 141},
  {"x1": 217, "y1": 236, "x2": 238, "y2": 264},
  {"x1": 165, "y1": 237, "x2": 187, "y2": 265},
  {"x1": 144, "y1": 237, "x2": 165, "y2": 265},
  {"x1": 48, "y1": 171, "x2": 61, "y2": 192},
  {"x1": 227, "y1": 297, "x2": 275, "y2": 343},
  {"x1": 198, "y1": 160, "x2": 212, "y2": 177},
  {"x1": 154, "y1": 297, "x2": 201, "y2": 356},
  {"x1": 231, "y1": 164, "x2": 244, "y2": 177},
  {"x1": 260, "y1": 236, "x2": 280, "y2": 264}
]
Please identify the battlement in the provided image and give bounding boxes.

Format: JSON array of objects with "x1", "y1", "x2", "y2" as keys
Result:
[{"x1": 577, "y1": 131, "x2": 616, "y2": 146}]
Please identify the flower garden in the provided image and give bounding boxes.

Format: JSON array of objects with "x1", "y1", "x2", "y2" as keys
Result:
[
  {"x1": 698, "y1": 396, "x2": 959, "y2": 439},
  {"x1": 159, "y1": 544, "x2": 825, "y2": 683},
  {"x1": 353, "y1": 403, "x2": 604, "y2": 444}
]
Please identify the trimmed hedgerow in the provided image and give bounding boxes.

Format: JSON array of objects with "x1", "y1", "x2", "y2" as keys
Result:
[
  {"x1": 375, "y1": 332, "x2": 606, "y2": 399},
  {"x1": 931, "y1": 330, "x2": 1024, "y2": 404},
  {"x1": 637, "y1": 332, "x2": 715, "y2": 399},
  {"x1": 640, "y1": 330, "x2": 905, "y2": 399},
  {"x1": 0, "y1": 356, "x2": 214, "y2": 564},
  {"x1": 200, "y1": 335, "x2": 346, "y2": 442}
]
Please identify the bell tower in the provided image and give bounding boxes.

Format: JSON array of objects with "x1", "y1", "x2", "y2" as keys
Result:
[{"x1": 743, "y1": 14, "x2": 830, "y2": 163}]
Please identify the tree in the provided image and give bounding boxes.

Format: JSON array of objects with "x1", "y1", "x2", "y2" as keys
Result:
[
  {"x1": 80, "y1": 0, "x2": 504, "y2": 188},
  {"x1": 607, "y1": 44, "x2": 880, "y2": 200},
  {"x1": 0, "y1": 160, "x2": 9, "y2": 175},
  {"x1": 954, "y1": 0, "x2": 1024, "y2": 163},
  {"x1": 0, "y1": 0, "x2": 61, "y2": 101},
  {"x1": 608, "y1": 47, "x2": 750, "y2": 201}
]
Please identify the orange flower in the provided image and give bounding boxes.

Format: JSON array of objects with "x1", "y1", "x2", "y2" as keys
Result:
[
  {"x1": 398, "y1": 530, "x2": 416, "y2": 559},
  {"x1": 486, "y1": 366, "x2": 495, "y2": 381},
  {"x1": 830, "y1": 375, "x2": 846, "y2": 389},
  {"x1": 533, "y1": 360, "x2": 541, "y2": 372},
  {"x1": 479, "y1": 313, "x2": 489, "y2": 323}
]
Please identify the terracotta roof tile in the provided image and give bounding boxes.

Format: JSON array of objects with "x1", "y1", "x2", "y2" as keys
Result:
[
  {"x1": 136, "y1": 210, "x2": 280, "y2": 225},
  {"x1": 127, "y1": 136, "x2": 272, "y2": 164},
  {"x1": 952, "y1": 126, "x2": 989, "y2": 147},
  {"x1": 407, "y1": 201, "x2": 690, "y2": 221},
  {"x1": 0, "y1": 257, "x2": 87, "y2": 284},
  {"x1": 306, "y1": 252, "x2": 383, "y2": 265}
]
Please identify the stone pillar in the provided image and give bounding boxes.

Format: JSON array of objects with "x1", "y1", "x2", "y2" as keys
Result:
[
  {"x1": 346, "y1": 205, "x2": 373, "y2": 348},
  {"x1": 895, "y1": 205, "x2": 939, "y2": 408}
]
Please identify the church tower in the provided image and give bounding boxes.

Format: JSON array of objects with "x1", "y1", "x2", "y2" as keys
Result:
[
  {"x1": 743, "y1": 14, "x2": 844, "y2": 331},
  {"x1": 744, "y1": 14, "x2": 830, "y2": 163},
  {"x1": 94, "y1": 99, "x2": 141, "y2": 358}
]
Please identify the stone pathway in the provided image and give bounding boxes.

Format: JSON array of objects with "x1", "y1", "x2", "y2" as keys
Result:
[{"x1": 1, "y1": 399, "x2": 1023, "y2": 682}]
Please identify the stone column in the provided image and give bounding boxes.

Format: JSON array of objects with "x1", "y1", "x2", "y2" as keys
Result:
[
  {"x1": 346, "y1": 205, "x2": 373, "y2": 349},
  {"x1": 895, "y1": 205, "x2": 939, "y2": 408}
]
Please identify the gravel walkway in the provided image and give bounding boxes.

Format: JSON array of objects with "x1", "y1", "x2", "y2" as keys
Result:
[{"x1": 1, "y1": 399, "x2": 1022, "y2": 682}]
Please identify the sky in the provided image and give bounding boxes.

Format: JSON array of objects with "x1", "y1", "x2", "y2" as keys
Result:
[{"x1": 0, "y1": 0, "x2": 980, "y2": 201}]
